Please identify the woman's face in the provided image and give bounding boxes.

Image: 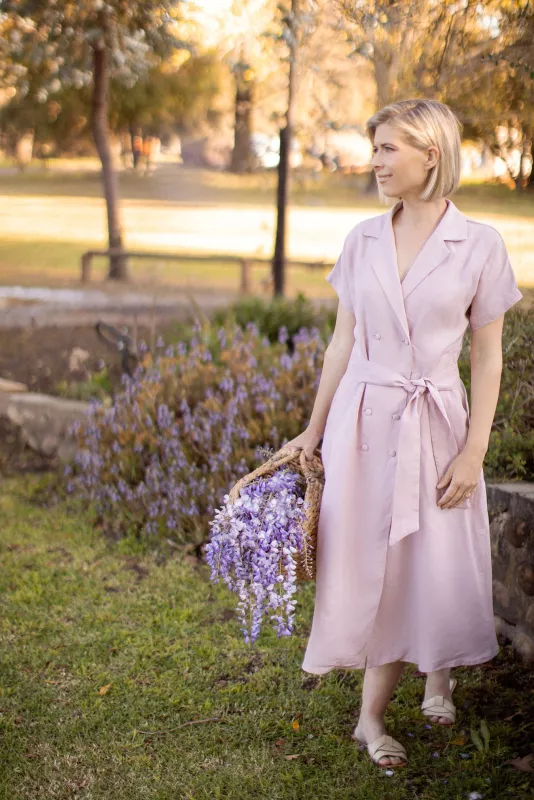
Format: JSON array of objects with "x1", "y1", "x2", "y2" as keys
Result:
[{"x1": 370, "y1": 122, "x2": 439, "y2": 199}]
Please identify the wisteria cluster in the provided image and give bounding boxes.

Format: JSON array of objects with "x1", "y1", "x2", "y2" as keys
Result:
[
  {"x1": 205, "y1": 468, "x2": 308, "y2": 644},
  {"x1": 65, "y1": 320, "x2": 324, "y2": 548}
]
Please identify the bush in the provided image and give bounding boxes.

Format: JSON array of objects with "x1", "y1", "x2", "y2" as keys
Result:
[
  {"x1": 66, "y1": 319, "x2": 324, "y2": 546},
  {"x1": 66, "y1": 299, "x2": 533, "y2": 549},
  {"x1": 209, "y1": 292, "x2": 336, "y2": 346},
  {"x1": 460, "y1": 307, "x2": 534, "y2": 481}
]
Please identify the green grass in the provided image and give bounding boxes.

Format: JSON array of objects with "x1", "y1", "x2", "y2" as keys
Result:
[
  {"x1": 0, "y1": 238, "x2": 337, "y2": 301},
  {"x1": 1, "y1": 160, "x2": 534, "y2": 214},
  {"x1": 0, "y1": 475, "x2": 533, "y2": 799}
]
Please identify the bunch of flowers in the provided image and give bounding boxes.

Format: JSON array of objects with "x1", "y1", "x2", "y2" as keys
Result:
[
  {"x1": 65, "y1": 320, "x2": 324, "y2": 547},
  {"x1": 205, "y1": 466, "x2": 308, "y2": 644}
]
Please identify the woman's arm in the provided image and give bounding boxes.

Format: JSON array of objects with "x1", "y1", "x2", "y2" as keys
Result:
[
  {"x1": 464, "y1": 314, "x2": 505, "y2": 459},
  {"x1": 307, "y1": 303, "x2": 356, "y2": 438},
  {"x1": 284, "y1": 302, "x2": 356, "y2": 458},
  {"x1": 437, "y1": 314, "x2": 505, "y2": 509}
]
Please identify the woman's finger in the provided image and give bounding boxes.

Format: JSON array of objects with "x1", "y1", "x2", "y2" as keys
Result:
[
  {"x1": 439, "y1": 484, "x2": 464, "y2": 509},
  {"x1": 444, "y1": 485, "x2": 474, "y2": 508}
]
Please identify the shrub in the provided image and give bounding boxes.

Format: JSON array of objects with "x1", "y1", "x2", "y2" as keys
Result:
[
  {"x1": 460, "y1": 307, "x2": 534, "y2": 481},
  {"x1": 66, "y1": 319, "x2": 324, "y2": 546},
  {"x1": 208, "y1": 292, "x2": 335, "y2": 346},
  {"x1": 66, "y1": 300, "x2": 532, "y2": 549}
]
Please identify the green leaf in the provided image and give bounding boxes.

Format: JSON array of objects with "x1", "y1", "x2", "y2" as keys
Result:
[
  {"x1": 470, "y1": 729, "x2": 484, "y2": 752},
  {"x1": 480, "y1": 719, "x2": 490, "y2": 750}
]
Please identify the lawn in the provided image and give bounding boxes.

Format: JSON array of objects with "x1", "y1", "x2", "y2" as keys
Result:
[
  {"x1": 1, "y1": 161, "x2": 534, "y2": 296},
  {"x1": 0, "y1": 474, "x2": 532, "y2": 799}
]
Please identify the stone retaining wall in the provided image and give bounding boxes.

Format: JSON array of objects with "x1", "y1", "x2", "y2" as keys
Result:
[{"x1": 487, "y1": 483, "x2": 534, "y2": 661}]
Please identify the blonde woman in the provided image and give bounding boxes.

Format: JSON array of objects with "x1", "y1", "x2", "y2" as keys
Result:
[{"x1": 284, "y1": 99, "x2": 523, "y2": 769}]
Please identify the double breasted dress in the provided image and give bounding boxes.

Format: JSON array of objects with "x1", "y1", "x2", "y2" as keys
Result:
[{"x1": 302, "y1": 197, "x2": 524, "y2": 675}]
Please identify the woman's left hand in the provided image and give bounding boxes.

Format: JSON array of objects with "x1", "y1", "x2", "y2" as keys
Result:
[{"x1": 436, "y1": 450, "x2": 484, "y2": 509}]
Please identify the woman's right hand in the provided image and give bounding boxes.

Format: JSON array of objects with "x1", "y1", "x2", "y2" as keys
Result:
[{"x1": 282, "y1": 428, "x2": 323, "y2": 462}]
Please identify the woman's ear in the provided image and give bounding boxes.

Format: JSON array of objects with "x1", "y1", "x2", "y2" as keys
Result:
[{"x1": 425, "y1": 145, "x2": 440, "y2": 170}]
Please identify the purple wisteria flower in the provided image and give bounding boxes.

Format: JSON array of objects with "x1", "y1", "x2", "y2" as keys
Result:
[{"x1": 205, "y1": 468, "x2": 307, "y2": 644}]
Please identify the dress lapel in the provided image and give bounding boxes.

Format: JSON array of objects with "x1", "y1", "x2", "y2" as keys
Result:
[{"x1": 364, "y1": 198, "x2": 468, "y2": 340}]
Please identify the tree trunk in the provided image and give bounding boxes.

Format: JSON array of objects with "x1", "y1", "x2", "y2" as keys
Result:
[
  {"x1": 230, "y1": 67, "x2": 254, "y2": 173},
  {"x1": 273, "y1": 125, "x2": 290, "y2": 297},
  {"x1": 272, "y1": 0, "x2": 298, "y2": 298},
  {"x1": 91, "y1": 42, "x2": 128, "y2": 281},
  {"x1": 521, "y1": 123, "x2": 533, "y2": 192}
]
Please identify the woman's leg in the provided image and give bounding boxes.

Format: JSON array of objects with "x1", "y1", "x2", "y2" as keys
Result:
[
  {"x1": 424, "y1": 667, "x2": 453, "y2": 724},
  {"x1": 354, "y1": 660, "x2": 406, "y2": 766}
]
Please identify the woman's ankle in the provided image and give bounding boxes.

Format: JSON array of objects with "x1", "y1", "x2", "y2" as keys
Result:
[
  {"x1": 425, "y1": 669, "x2": 452, "y2": 697},
  {"x1": 357, "y1": 711, "x2": 386, "y2": 726}
]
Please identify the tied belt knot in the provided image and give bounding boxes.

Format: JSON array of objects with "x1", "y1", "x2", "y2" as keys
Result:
[{"x1": 347, "y1": 353, "x2": 469, "y2": 546}]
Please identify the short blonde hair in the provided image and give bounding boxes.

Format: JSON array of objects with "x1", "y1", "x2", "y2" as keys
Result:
[{"x1": 366, "y1": 99, "x2": 463, "y2": 203}]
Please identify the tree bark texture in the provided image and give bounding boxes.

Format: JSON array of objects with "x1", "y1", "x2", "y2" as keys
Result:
[
  {"x1": 91, "y1": 42, "x2": 128, "y2": 281},
  {"x1": 272, "y1": 0, "x2": 298, "y2": 298},
  {"x1": 230, "y1": 72, "x2": 254, "y2": 173}
]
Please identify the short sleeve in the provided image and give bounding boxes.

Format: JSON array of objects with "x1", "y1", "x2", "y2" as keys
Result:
[
  {"x1": 468, "y1": 231, "x2": 523, "y2": 331},
  {"x1": 326, "y1": 241, "x2": 353, "y2": 314}
]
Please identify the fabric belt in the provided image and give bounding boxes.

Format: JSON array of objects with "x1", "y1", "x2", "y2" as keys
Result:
[{"x1": 346, "y1": 352, "x2": 467, "y2": 546}]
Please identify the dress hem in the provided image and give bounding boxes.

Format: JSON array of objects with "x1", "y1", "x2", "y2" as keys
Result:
[{"x1": 301, "y1": 644, "x2": 500, "y2": 676}]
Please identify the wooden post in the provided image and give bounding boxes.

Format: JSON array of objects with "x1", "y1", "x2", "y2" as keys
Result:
[
  {"x1": 81, "y1": 252, "x2": 93, "y2": 283},
  {"x1": 240, "y1": 259, "x2": 251, "y2": 295}
]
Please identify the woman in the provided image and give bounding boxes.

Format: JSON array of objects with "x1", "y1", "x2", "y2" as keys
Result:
[{"x1": 284, "y1": 99, "x2": 524, "y2": 769}]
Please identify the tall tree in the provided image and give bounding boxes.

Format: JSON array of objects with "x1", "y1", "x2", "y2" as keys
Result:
[
  {"x1": 271, "y1": 0, "x2": 320, "y2": 297},
  {"x1": 0, "y1": 0, "x2": 187, "y2": 280},
  {"x1": 272, "y1": 0, "x2": 299, "y2": 297},
  {"x1": 336, "y1": 1, "x2": 516, "y2": 193},
  {"x1": 185, "y1": 0, "x2": 276, "y2": 173}
]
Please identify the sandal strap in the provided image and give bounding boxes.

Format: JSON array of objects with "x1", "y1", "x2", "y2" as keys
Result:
[
  {"x1": 368, "y1": 734, "x2": 407, "y2": 763},
  {"x1": 421, "y1": 695, "x2": 456, "y2": 721}
]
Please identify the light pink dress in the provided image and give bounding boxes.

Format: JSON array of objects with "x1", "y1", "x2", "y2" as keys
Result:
[{"x1": 302, "y1": 198, "x2": 524, "y2": 675}]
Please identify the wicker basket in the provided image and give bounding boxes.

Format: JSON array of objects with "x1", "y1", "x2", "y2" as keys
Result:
[{"x1": 228, "y1": 445, "x2": 324, "y2": 582}]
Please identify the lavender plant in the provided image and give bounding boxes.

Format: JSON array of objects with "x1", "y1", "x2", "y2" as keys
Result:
[
  {"x1": 66, "y1": 320, "x2": 324, "y2": 547},
  {"x1": 205, "y1": 468, "x2": 308, "y2": 644}
]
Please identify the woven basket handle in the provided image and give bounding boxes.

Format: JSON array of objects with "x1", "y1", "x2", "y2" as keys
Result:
[{"x1": 228, "y1": 445, "x2": 322, "y2": 503}]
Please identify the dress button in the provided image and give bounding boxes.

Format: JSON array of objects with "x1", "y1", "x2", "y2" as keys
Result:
[
  {"x1": 364, "y1": 408, "x2": 372, "y2": 415},
  {"x1": 403, "y1": 338, "x2": 410, "y2": 345},
  {"x1": 389, "y1": 449, "x2": 397, "y2": 457},
  {"x1": 374, "y1": 333, "x2": 381, "y2": 339},
  {"x1": 361, "y1": 444, "x2": 369, "y2": 451},
  {"x1": 392, "y1": 413, "x2": 400, "y2": 420}
]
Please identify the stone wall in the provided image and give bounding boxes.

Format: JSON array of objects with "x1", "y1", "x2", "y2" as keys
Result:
[{"x1": 488, "y1": 483, "x2": 534, "y2": 661}]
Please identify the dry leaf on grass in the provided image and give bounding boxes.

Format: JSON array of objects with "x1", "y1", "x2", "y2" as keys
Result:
[
  {"x1": 505, "y1": 754, "x2": 534, "y2": 773},
  {"x1": 284, "y1": 754, "x2": 300, "y2": 760},
  {"x1": 292, "y1": 720, "x2": 300, "y2": 731},
  {"x1": 99, "y1": 683, "x2": 112, "y2": 695}
]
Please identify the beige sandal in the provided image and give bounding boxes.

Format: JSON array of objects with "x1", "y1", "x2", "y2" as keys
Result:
[
  {"x1": 352, "y1": 730, "x2": 408, "y2": 768},
  {"x1": 421, "y1": 677, "x2": 458, "y2": 725}
]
